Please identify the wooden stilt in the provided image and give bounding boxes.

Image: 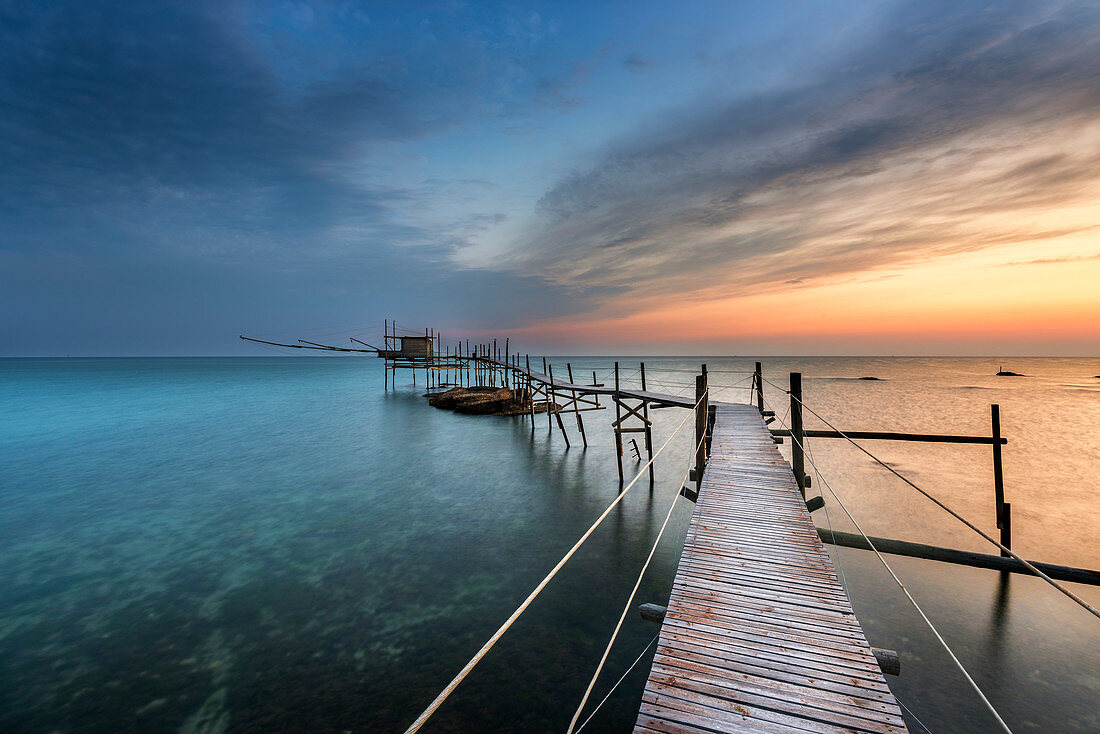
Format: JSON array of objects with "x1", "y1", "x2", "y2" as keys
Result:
[
  {"x1": 614, "y1": 361, "x2": 624, "y2": 482},
  {"x1": 542, "y1": 357, "x2": 552, "y2": 430},
  {"x1": 526, "y1": 355, "x2": 535, "y2": 427},
  {"x1": 548, "y1": 364, "x2": 570, "y2": 447},
  {"x1": 641, "y1": 362, "x2": 654, "y2": 482},
  {"x1": 566, "y1": 363, "x2": 588, "y2": 448}
]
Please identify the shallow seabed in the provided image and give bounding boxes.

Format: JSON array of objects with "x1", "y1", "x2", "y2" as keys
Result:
[{"x1": 1, "y1": 356, "x2": 1098, "y2": 732}]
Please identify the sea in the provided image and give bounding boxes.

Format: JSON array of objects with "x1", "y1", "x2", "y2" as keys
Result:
[{"x1": 1, "y1": 356, "x2": 1098, "y2": 733}]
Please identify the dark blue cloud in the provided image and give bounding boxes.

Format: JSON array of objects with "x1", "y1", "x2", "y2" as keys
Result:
[{"x1": 0, "y1": 1, "x2": 609, "y2": 354}]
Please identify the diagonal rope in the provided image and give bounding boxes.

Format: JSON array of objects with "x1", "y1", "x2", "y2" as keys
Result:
[
  {"x1": 897, "y1": 695, "x2": 936, "y2": 733},
  {"x1": 574, "y1": 633, "x2": 660, "y2": 733},
  {"x1": 401, "y1": 391, "x2": 706, "y2": 734},
  {"x1": 568, "y1": 428, "x2": 707, "y2": 733},
  {"x1": 791, "y1": 394, "x2": 1100, "y2": 620}
]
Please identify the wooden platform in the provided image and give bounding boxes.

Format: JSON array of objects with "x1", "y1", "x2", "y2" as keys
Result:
[{"x1": 635, "y1": 403, "x2": 908, "y2": 734}]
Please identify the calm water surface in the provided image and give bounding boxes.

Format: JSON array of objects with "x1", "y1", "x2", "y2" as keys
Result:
[{"x1": 1, "y1": 356, "x2": 1098, "y2": 733}]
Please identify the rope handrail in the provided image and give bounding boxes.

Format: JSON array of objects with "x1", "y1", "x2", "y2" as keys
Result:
[
  {"x1": 568, "y1": 429, "x2": 707, "y2": 733},
  {"x1": 789, "y1": 393, "x2": 1100, "y2": 621},
  {"x1": 574, "y1": 633, "x2": 660, "y2": 733},
  {"x1": 401, "y1": 391, "x2": 708, "y2": 734}
]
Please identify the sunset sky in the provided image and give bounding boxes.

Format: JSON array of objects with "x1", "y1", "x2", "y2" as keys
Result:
[{"x1": 2, "y1": 1, "x2": 1098, "y2": 355}]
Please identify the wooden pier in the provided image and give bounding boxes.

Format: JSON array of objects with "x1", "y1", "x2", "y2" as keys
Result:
[
  {"x1": 241, "y1": 326, "x2": 1100, "y2": 732},
  {"x1": 636, "y1": 403, "x2": 908, "y2": 733}
]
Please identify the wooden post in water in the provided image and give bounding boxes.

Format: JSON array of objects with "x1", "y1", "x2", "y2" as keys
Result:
[
  {"x1": 991, "y1": 404, "x2": 1011, "y2": 557},
  {"x1": 567, "y1": 363, "x2": 588, "y2": 448},
  {"x1": 614, "y1": 361, "x2": 624, "y2": 482},
  {"x1": 755, "y1": 361, "x2": 763, "y2": 413},
  {"x1": 641, "y1": 362, "x2": 654, "y2": 482},
  {"x1": 542, "y1": 357, "x2": 552, "y2": 429},
  {"x1": 790, "y1": 372, "x2": 806, "y2": 498},
  {"x1": 694, "y1": 369, "x2": 708, "y2": 492},
  {"x1": 505, "y1": 338, "x2": 510, "y2": 390},
  {"x1": 526, "y1": 355, "x2": 535, "y2": 426},
  {"x1": 548, "y1": 364, "x2": 570, "y2": 447}
]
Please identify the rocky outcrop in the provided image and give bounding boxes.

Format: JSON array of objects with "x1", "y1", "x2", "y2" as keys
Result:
[{"x1": 427, "y1": 386, "x2": 543, "y2": 416}]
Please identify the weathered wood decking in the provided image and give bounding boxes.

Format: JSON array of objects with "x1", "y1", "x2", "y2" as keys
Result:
[{"x1": 635, "y1": 403, "x2": 908, "y2": 734}]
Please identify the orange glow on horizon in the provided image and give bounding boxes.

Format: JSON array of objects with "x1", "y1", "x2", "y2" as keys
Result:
[{"x1": 487, "y1": 229, "x2": 1100, "y2": 354}]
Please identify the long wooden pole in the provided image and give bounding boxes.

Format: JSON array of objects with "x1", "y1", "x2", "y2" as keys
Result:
[
  {"x1": 817, "y1": 529, "x2": 1100, "y2": 585},
  {"x1": 769, "y1": 429, "x2": 1008, "y2": 444}
]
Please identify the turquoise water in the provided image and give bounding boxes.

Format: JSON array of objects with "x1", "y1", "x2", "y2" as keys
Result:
[{"x1": 1, "y1": 356, "x2": 1098, "y2": 732}]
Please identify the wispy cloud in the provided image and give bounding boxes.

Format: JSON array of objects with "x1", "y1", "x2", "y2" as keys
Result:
[{"x1": 482, "y1": 1, "x2": 1100, "y2": 307}]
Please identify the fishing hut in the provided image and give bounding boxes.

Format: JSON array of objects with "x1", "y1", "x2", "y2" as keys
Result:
[{"x1": 378, "y1": 321, "x2": 471, "y2": 391}]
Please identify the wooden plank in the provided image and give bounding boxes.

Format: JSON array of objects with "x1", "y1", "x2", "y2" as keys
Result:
[{"x1": 634, "y1": 404, "x2": 907, "y2": 733}]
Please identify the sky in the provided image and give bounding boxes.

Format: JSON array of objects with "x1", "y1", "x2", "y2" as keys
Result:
[{"x1": 2, "y1": 0, "x2": 1098, "y2": 356}]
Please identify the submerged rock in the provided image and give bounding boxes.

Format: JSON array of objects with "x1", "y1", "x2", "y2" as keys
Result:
[
  {"x1": 427, "y1": 386, "x2": 543, "y2": 415},
  {"x1": 857, "y1": 376, "x2": 881, "y2": 380}
]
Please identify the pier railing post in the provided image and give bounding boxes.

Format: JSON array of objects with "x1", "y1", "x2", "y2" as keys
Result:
[
  {"x1": 755, "y1": 361, "x2": 763, "y2": 413},
  {"x1": 992, "y1": 404, "x2": 1011, "y2": 557},
  {"x1": 695, "y1": 368, "x2": 708, "y2": 492},
  {"x1": 790, "y1": 372, "x2": 806, "y2": 498}
]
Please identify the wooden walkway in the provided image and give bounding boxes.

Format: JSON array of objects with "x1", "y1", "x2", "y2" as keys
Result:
[{"x1": 635, "y1": 403, "x2": 908, "y2": 734}]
